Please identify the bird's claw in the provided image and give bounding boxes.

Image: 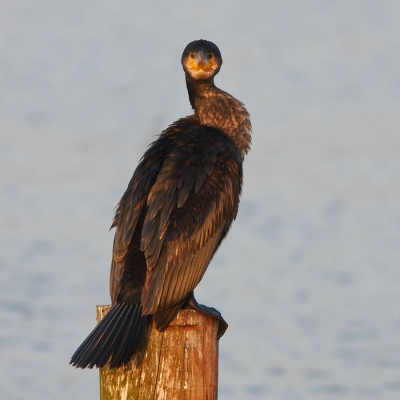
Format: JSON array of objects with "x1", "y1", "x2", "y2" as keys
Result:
[{"x1": 183, "y1": 292, "x2": 228, "y2": 338}]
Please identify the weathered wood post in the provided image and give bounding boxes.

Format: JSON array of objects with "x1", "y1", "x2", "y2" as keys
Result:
[{"x1": 97, "y1": 305, "x2": 221, "y2": 399}]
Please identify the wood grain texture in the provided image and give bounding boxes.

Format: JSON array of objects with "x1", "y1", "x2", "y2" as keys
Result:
[{"x1": 97, "y1": 305, "x2": 219, "y2": 400}]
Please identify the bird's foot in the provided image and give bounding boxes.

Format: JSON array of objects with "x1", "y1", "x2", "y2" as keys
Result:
[{"x1": 183, "y1": 292, "x2": 228, "y2": 338}]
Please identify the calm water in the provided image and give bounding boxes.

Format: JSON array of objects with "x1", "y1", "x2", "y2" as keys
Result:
[{"x1": 1, "y1": 1, "x2": 400, "y2": 399}]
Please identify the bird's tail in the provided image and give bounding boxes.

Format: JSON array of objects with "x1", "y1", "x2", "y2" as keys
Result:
[{"x1": 70, "y1": 303, "x2": 148, "y2": 369}]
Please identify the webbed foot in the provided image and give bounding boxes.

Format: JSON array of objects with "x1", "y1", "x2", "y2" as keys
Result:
[{"x1": 183, "y1": 292, "x2": 228, "y2": 338}]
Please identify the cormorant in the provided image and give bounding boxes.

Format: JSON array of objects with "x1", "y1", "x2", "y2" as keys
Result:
[{"x1": 70, "y1": 39, "x2": 251, "y2": 369}]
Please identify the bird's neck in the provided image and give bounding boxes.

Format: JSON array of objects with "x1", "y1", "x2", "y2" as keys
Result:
[{"x1": 186, "y1": 77, "x2": 252, "y2": 156}]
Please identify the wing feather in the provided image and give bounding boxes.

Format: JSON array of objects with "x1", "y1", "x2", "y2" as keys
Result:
[
  {"x1": 110, "y1": 119, "x2": 242, "y2": 324},
  {"x1": 140, "y1": 128, "x2": 242, "y2": 315},
  {"x1": 108, "y1": 118, "x2": 198, "y2": 303}
]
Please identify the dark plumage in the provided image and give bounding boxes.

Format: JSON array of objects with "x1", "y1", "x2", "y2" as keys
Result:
[{"x1": 70, "y1": 39, "x2": 251, "y2": 369}]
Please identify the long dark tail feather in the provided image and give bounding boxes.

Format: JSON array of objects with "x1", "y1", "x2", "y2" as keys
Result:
[
  {"x1": 110, "y1": 305, "x2": 144, "y2": 368},
  {"x1": 70, "y1": 304, "x2": 125, "y2": 368},
  {"x1": 70, "y1": 303, "x2": 148, "y2": 369}
]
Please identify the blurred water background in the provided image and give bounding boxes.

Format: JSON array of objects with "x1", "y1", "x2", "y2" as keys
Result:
[{"x1": 1, "y1": 1, "x2": 400, "y2": 399}]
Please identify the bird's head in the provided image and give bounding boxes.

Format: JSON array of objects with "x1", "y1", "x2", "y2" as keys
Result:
[{"x1": 181, "y1": 40, "x2": 222, "y2": 81}]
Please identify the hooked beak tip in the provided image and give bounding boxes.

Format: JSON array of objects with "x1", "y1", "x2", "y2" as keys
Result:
[{"x1": 193, "y1": 51, "x2": 210, "y2": 69}]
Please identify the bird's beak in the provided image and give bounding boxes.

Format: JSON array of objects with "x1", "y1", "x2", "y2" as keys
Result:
[{"x1": 192, "y1": 51, "x2": 212, "y2": 72}]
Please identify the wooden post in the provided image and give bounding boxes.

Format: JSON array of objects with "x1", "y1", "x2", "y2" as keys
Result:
[{"x1": 97, "y1": 305, "x2": 220, "y2": 400}]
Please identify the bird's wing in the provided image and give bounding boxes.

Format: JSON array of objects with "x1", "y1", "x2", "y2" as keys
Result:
[
  {"x1": 140, "y1": 127, "x2": 242, "y2": 315},
  {"x1": 109, "y1": 137, "x2": 172, "y2": 302},
  {"x1": 110, "y1": 116, "x2": 200, "y2": 303}
]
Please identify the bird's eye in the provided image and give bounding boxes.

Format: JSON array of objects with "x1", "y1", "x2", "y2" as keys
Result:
[
  {"x1": 190, "y1": 53, "x2": 195, "y2": 59},
  {"x1": 208, "y1": 53, "x2": 213, "y2": 59}
]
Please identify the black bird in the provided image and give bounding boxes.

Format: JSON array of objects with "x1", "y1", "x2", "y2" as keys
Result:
[{"x1": 70, "y1": 39, "x2": 251, "y2": 369}]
